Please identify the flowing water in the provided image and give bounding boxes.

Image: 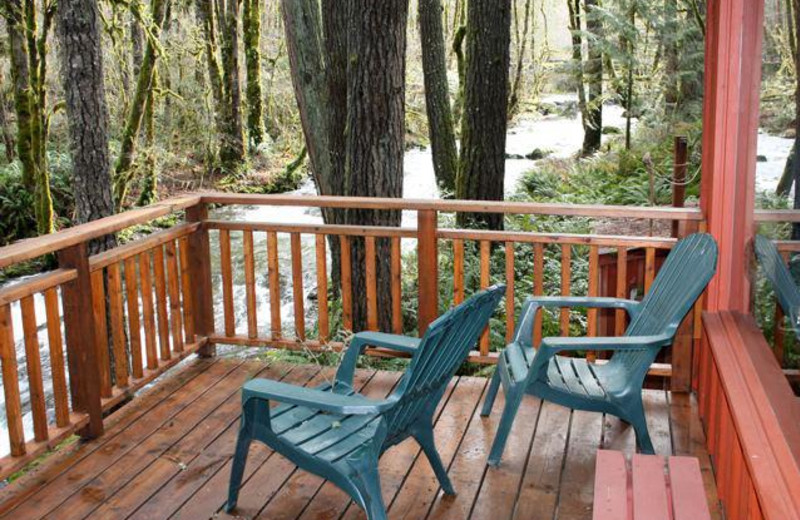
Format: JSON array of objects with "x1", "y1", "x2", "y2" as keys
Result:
[{"x1": 0, "y1": 94, "x2": 792, "y2": 456}]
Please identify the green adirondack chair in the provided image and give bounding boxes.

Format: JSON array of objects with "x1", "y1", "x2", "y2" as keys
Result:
[
  {"x1": 226, "y1": 285, "x2": 505, "y2": 520},
  {"x1": 481, "y1": 233, "x2": 717, "y2": 465},
  {"x1": 754, "y1": 234, "x2": 800, "y2": 339}
]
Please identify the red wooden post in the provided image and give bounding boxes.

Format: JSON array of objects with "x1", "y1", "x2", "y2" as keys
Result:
[
  {"x1": 58, "y1": 242, "x2": 104, "y2": 438},
  {"x1": 672, "y1": 136, "x2": 688, "y2": 238},
  {"x1": 417, "y1": 209, "x2": 439, "y2": 335},
  {"x1": 186, "y1": 203, "x2": 215, "y2": 357},
  {"x1": 699, "y1": 0, "x2": 764, "y2": 313}
]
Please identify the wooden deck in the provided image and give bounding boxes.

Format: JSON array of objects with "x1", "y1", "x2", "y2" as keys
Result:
[{"x1": 0, "y1": 358, "x2": 721, "y2": 520}]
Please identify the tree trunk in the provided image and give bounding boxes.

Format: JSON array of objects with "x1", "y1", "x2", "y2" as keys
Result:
[
  {"x1": 56, "y1": 0, "x2": 117, "y2": 253},
  {"x1": 195, "y1": 0, "x2": 226, "y2": 139},
  {"x1": 0, "y1": 68, "x2": 15, "y2": 163},
  {"x1": 456, "y1": 0, "x2": 511, "y2": 230},
  {"x1": 345, "y1": 0, "x2": 409, "y2": 331},
  {"x1": 219, "y1": 0, "x2": 246, "y2": 171},
  {"x1": 243, "y1": 0, "x2": 265, "y2": 149},
  {"x1": 113, "y1": 0, "x2": 169, "y2": 206},
  {"x1": 664, "y1": 0, "x2": 679, "y2": 112},
  {"x1": 582, "y1": 0, "x2": 602, "y2": 155},
  {"x1": 508, "y1": 0, "x2": 532, "y2": 118},
  {"x1": 451, "y1": 24, "x2": 466, "y2": 127},
  {"x1": 5, "y1": 0, "x2": 54, "y2": 235},
  {"x1": 321, "y1": 0, "x2": 348, "y2": 290},
  {"x1": 419, "y1": 0, "x2": 458, "y2": 192},
  {"x1": 567, "y1": 0, "x2": 587, "y2": 129}
]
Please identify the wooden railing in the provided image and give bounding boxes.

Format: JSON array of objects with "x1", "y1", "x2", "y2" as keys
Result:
[
  {"x1": 697, "y1": 312, "x2": 800, "y2": 520},
  {"x1": 0, "y1": 193, "x2": 704, "y2": 480}
]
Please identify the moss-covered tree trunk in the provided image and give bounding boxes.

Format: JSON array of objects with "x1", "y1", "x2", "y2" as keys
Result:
[
  {"x1": 219, "y1": 0, "x2": 246, "y2": 171},
  {"x1": 581, "y1": 0, "x2": 602, "y2": 156},
  {"x1": 5, "y1": 0, "x2": 54, "y2": 235},
  {"x1": 195, "y1": 0, "x2": 226, "y2": 144},
  {"x1": 112, "y1": 0, "x2": 169, "y2": 206},
  {"x1": 456, "y1": 0, "x2": 511, "y2": 230},
  {"x1": 0, "y1": 74, "x2": 14, "y2": 163},
  {"x1": 243, "y1": 0, "x2": 265, "y2": 149},
  {"x1": 56, "y1": 0, "x2": 117, "y2": 253},
  {"x1": 419, "y1": 0, "x2": 458, "y2": 193},
  {"x1": 508, "y1": 0, "x2": 532, "y2": 118}
]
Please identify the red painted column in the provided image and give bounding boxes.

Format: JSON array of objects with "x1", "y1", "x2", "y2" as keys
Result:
[{"x1": 700, "y1": 0, "x2": 765, "y2": 312}]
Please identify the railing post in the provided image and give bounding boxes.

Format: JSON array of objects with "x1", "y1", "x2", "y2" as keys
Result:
[
  {"x1": 417, "y1": 209, "x2": 438, "y2": 335},
  {"x1": 671, "y1": 218, "x2": 699, "y2": 393},
  {"x1": 186, "y1": 202, "x2": 215, "y2": 357},
  {"x1": 672, "y1": 136, "x2": 688, "y2": 238},
  {"x1": 58, "y1": 242, "x2": 104, "y2": 438}
]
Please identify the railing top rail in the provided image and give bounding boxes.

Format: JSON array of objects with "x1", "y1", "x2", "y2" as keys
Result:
[
  {"x1": 199, "y1": 192, "x2": 705, "y2": 221},
  {"x1": 0, "y1": 191, "x2": 703, "y2": 271},
  {"x1": 0, "y1": 195, "x2": 200, "y2": 270},
  {"x1": 754, "y1": 209, "x2": 800, "y2": 223}
]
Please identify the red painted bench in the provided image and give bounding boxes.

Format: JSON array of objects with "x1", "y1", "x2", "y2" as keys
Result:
[{"x1": 592, "y1": 450, "x2": 711, "y2": 520}]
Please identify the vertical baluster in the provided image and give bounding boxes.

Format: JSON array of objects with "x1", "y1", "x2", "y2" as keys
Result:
[
  {"x1": 391, "y1": 236, "x2": 402, "y2": 334},
  {"x1": 417, "y1": 209, "x2": 439, "y2": 335},
  {"x1": 44, "y1": 288, "x2": 70, "y2": 428},
  {"x1": 21, "y1": 296, "x2": 47, "y2": 442},
  {"x1": 365, "y1": 236, "x2": 378, "y2": 331},
  {"x1": 108, "y1": 262, "x2": 129, "y2": 388},
  {"x1": 560, "y1": 244, "x2": 571, "y2": 336},
  {"x1": 480, "y1": 240, "x2": 490, "y2": 355},
  {"x1": 505, "y1": 242, "x2": 515, "y2": 343},
  {"x1": 0, "y1": 304, "x2": 25, "y2": 455},
  {"x1": 243, "y1": 230, "x2": 258, "y2": 339},
  {"x1": 219, "y1": 229, "x2": 235, "y2": 337},
  {"x1": 178, "y1": 237, "x2": 196, "y2": 343},
  {"x1": 267, "y1": 231, "x2": 282, "y2": 339},
  {"x1": 533, "y1": 243, "x2": 544, "y2": 347},
  {"x1": 615, "y1": 247, "x2": 628, "y2": 336},
  {"x1": 316, "y1": 234, "x2": 329, "y2": 342},
  {"x1": 90, "y1": 270, "x2": 112, "y2": 396},
  {"x1": 165, "y1": 241, "x2": 184, "y2": 353},
  {"x1": 340, "y1": 235, "x2": 353, "y2": 332},
  {"x1": 291, "y1": 233, "x2": 306, "y2": 340},
  {"x1": 644, "y1": 247, "x2": 656, "y2": 293},
  {"x1": 153, "y1": 246, "x2": 171, "y2": 360},
  {"x1": 139, "y1": 252, "x2": 158, "y2": 369},
  {"x1": 453, "y1": 239, "x2": 465, "y2": 305},
  {"x1": 124, "y1": 257, "x2": 143, "y2": 379},
  {"x1": 587, "y1": 245, "x2": 599, "y2": 362}
]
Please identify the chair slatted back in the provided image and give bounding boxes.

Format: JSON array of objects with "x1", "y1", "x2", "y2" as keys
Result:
[
  {"x1": 384, "y1": 286, "x2": 505, "y2": 438},
  {"x1": 755, "y1": 234, "x2": 800, "y2": 319},
  {"x1": 611, "y1": 233, "x2": 718, "y2": 375}
]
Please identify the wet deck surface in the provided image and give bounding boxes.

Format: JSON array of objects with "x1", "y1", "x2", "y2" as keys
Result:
[{"x1": 0, "y1": 358, "x2": 721, "y2": 519}]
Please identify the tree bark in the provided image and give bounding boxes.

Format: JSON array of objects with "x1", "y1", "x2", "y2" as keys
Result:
[
  {"x1": 582, "y1": 0, "x2": 602, "y2": 155},
  {"x1": 345, "y1": 0, "x2": 409, "y2": 331},
  {"x1": 113, "y1": 0, "x2": 169, "y2": 206},
  {"x1": 243, "y1": 0, "x2": 265, "y2": 149},
  {"x1": 664, "y1": 0, "x2": 679, "y2": 112},
  {"x1": 456, "y1": 0, "x2": 511, "y2": 230},
  {"x1": 56, "y1": 0, "x2": 116, "y2": 253},
  {"x1": 419, "y1": 0, "x2": 458, "y2": 193},
  {"x1": 195, "y1": 0, "x2": 226, "y2": 139},
  {"x1": 219, "y1": 0, "x2": 246, "y2": 171},
  {"x1": 508, "y1": 0, "x2": 532, "y2": 118},
  {"x1": 0, "y1": 67, "x2": 16, "y2": 163},
  {"x1": 793, "y1": 0, "x2": 800, "y2": 239}
]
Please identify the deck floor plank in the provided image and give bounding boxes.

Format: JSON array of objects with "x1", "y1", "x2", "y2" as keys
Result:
[
  {"x1": 127, "y1": 365, "x2": 322, "y2": 520},
  {"x1": 87, "y1": 363, "x2": 312, "y2": 520},
  {"x1": 383, "y1": 376, "x2": 486, "y2": 520},
  {"x1": 169, "y1": 367, "x2": 360, "y2": 520},
  {"x1": 0, "y1": 360, "x2": 720, "y2": 520},
  {"x1": 0, "y1": 358, "x2": 218, "y2": 517}
]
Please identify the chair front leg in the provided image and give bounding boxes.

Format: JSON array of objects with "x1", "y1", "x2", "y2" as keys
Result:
[
  {"x1": 481, "y1": 367, "x2": 502, "y2": 417},
  {"x1": 487, "y1": 386, "x2": 525, "y2": 466}
]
